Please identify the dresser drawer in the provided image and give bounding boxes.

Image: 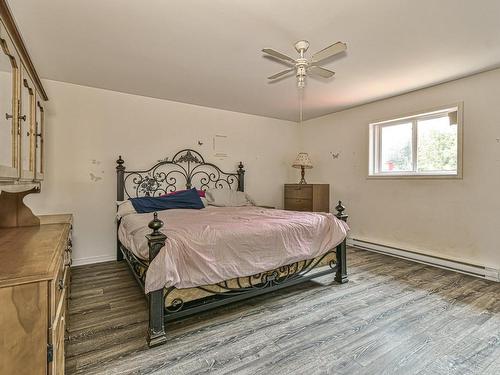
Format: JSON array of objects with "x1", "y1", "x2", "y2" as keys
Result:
[
  {"x1": 65, "y1": 238, "x2": 72, "y2": 267},
  {"x1": 285, "y1": 198, "x2": 313, "y2": 211},
  {"x1": 51, "y1": 287, "x2": 67, "y2": 375},
  {"x1": 285, "y1": 185, "x2": 313, "y2": 199},
  {"x1": 52, "y1": 258, "x2": 67, "y2": 318}
]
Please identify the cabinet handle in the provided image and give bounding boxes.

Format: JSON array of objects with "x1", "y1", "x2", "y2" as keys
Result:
[
  {"x1": 35, "y1": 132, "x2": 42, "y2": 148},
  {"x1": 58, "y1": 278, "x2": 64, "y2": 290},
  {"x1": 5, "y1": 113, "x2": 12, "y2": 120},
  {"x1": 19, "y1": 114, "x2": 26, "y2": 121}
]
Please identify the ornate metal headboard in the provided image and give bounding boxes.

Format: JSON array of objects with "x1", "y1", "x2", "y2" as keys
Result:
[{"x1": 116, "y1": 149, "x2": 245, "y2": 200}]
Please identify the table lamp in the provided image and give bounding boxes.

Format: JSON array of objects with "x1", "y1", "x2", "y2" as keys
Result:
[{"x1": 292, "y1": 152, "x2": 313, "y2": 184}]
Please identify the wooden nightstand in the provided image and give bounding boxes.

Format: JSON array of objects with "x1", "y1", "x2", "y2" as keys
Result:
[{"x1": 284, "y1": 184, "x2": 329, "y2": 212}]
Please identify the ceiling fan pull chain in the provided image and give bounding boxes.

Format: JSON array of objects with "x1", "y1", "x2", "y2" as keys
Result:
[{"x1": 299, "y1": 88, "x2": 304, "y2": 125}]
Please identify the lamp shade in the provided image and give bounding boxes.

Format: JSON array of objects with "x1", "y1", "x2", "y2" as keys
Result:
[{"x1": 292, "y1": 152, "x2": 313, "y2": 169}]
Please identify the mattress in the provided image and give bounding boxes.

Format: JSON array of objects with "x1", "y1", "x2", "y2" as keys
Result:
[{"x1": 118, "y1": 206, "x2": 349, "y2": 293}]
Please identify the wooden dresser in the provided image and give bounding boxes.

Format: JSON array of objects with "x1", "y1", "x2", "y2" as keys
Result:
[
  {"x1": 284, "y1": 184, "x2": 330, "y2": 212},
  {"x1": 0, "y1": 214, "x2": 72, "y2": 375}
]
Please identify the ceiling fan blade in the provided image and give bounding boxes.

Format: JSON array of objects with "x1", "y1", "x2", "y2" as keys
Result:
[
  {"x1": 263, "y1": 54, "x2": 295, "y2": 67},
  {"x1": 268, "y1": 68, "x2": 295, "y2": 80},
  {"x1": 308, "y1": 65, "x2": 335, "y2": 78},
  {"x1": 311, "y1": 41, "x2": 347, "y2": 63},
  {"x1": 262, "y1": 48, "x2": 296, "y2": 64}
]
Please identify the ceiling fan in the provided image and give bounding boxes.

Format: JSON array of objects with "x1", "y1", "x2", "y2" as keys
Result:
[{"x1": 263, "y1": 40, "x2": 347, "y2": 87}]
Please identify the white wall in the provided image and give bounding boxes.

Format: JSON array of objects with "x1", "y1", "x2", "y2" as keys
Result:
[
  {"x1": 300, "y1": 68, "x2": 500, "y2": 269},
  {"x1": 24, "y1": 69, "x2": 500, "y2": 269},
  {"x1": 26, "y1": 80, "x2": 299, "y2": 265}
]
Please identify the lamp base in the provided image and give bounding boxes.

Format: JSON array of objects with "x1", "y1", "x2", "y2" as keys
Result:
[{"x1": 298, "y1": 166, "x2": 307, "y2": 184}]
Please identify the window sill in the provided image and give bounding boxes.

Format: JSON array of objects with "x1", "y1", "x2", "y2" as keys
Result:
[{"x1": 367, "y1": 173, "x2": 462, "y2": 180}]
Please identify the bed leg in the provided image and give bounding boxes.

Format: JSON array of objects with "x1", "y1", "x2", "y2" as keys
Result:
[
  {"x1": 148, "y1": 288, "x2": 167, "y2": 347},
  {"x1": 335, "y1": 201, "x2": 349, "y2": 284},
  {"x1": 116, "y1": 240, "x2": 123, "y2": 261},
  {"x1": 116, "y1": 222, "x2": 124, "y2": 261},
  {"x1": 116, "y1": 156, "x2": 125, "y2": 261},
  {"x1": 146, "y1": 212, "x2": 168, "y2": 347},
  {"x1": 335, "y1": 239, "x2": 348, "y2": 284}
]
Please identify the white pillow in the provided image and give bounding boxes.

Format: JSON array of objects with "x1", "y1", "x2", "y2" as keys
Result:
[
  {"x1": 116, "y1": 200, "x2": 136, "y2": 219},
  {"x1": 205, "y1": 189, "x2": 255, "y2": 207},
  {"x1": 200, "y1": 197, "x2": 209, "y2": 208}
]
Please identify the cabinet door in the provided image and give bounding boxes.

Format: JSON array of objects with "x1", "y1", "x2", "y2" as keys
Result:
[
  {"x1": 0, "y1": 22, "x2": 18, "y2": 180},
  {"x1": 19, "y1": 67, "x2": 35, "y2": 180},
  {"x1": 35, "y1": 98, "x2": 44, "y2": 180},
  {"x1": 0, "y1": 282, "x2": 48, "y2": 375}
]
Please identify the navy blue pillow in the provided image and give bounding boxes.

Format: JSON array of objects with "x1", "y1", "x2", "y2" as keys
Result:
[{"x1": 130, "y1": 188, "x2": 204, "y2": 213}]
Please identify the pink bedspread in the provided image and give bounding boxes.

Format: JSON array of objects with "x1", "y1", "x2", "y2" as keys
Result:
[{"x1": 118, "y1": 206, "x2": 349, "y2": 293}]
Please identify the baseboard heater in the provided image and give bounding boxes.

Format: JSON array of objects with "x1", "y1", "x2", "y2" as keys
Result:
[{"x1": 347, "y1": 238, "x2": 500, "y2": 282}]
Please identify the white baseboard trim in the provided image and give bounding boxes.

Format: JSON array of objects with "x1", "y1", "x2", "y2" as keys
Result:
[
  {"x1": 72, "y1": 254, "x2": 116, "y2": 267},
  {"x1": 348, "y1": 238, "x2": 500, "y2": 282}
]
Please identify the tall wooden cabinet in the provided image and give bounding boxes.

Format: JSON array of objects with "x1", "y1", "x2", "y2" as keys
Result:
[
  {"x1": 0, "y1": 1, "x2": 48, "y2": 184},
  {"x1": 0, "y1": 2, "x2": 61, "y2": 373}
]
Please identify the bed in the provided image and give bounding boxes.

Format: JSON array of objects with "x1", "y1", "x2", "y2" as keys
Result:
[{"x1": 116, "y1": 149, "x2": 349, "y2": 347}]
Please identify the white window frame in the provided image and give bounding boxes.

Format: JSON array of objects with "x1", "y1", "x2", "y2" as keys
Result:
[{"x1": 368, "y1": 103, "x2": 463, "y2": 179}]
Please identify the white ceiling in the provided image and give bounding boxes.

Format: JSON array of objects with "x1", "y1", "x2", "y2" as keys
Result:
[{"x1": 9, "y1": 0, "x2": 500, "y2": 121}]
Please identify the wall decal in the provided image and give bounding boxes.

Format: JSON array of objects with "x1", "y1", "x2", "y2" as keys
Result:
[
  {"x1": 89, "y1": 172, "x2": 102, "y2": 182},
  {"x1": 213, "y1": 134, "x2": 229, "y2": 158},
  {"x1": 89, "y1": 159, "x2": 104, "y2": 182}
]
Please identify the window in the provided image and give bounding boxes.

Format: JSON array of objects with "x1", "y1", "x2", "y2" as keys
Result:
[{"x1": 369, "y1": 104, "x2": 462, "y2": 178}]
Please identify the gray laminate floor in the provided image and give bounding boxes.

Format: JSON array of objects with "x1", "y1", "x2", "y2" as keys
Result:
[{"x1": 66, "y1": 248, "x2": 500, "y2": 375}]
